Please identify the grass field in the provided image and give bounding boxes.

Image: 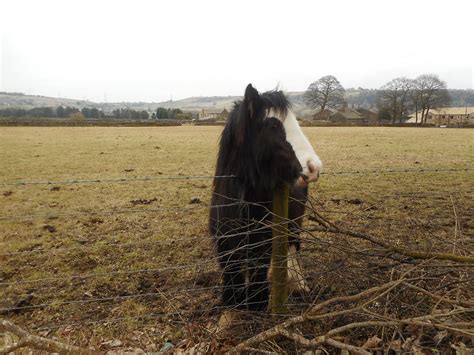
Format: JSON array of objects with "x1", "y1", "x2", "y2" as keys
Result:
[{"x1": 1, "y1": 126, "x2": 473, "y2": 351}]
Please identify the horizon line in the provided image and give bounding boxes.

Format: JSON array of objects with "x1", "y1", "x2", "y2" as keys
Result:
[{"x1": 2, "y1": 87, "x2": 474, "y2": 105}]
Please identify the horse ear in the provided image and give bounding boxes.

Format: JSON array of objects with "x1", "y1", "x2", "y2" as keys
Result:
[
  {"x1": 234, "y1": 84, "x2": 261, "y2": 145},
  {"x1": 243, "y1": 84, "x2": 260, "y2": 119}
]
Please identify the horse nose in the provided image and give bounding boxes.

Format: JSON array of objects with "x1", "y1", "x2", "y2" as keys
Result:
[{"x1": 305, "y1": 161, "x2": 320, "y2": 182}]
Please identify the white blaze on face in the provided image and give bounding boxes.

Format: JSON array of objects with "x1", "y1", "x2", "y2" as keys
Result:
[{"x1": 269, "y1": 109, "x2": 322, "y2": 182}]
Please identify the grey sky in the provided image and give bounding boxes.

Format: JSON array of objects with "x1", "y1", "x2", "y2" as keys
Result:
[{"x1": 1, "y1": 0, "x2": 473, "y2": 102}]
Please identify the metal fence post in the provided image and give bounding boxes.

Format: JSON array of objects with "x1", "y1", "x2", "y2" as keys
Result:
[{"x1": 271, "y1": 184, "x2": 289, "y2": 316}]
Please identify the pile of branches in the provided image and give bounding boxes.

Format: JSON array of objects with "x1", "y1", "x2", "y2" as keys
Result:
[
  {"x1": 230, "y1": 273, "x2": 473, "y2": 353},
  {"x1": 227, "y1": 197, "x2": 473, "y2": 353}
]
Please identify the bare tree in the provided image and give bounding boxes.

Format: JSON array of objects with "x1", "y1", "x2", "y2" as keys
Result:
[
  {"x1": 413, "y1": 74, "x2": 450, "y2": 124},
  {"x1": 377, "y1": 77, "x2": 414, "y2": 124},
  {"x1": 304, "y1": 75, "x2": 345, "y2": 117}
]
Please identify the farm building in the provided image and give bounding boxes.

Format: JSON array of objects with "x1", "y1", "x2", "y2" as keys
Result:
[
  {"x1": 198, "y1": 108, "x2": 229, "y2": 120},
  {"x1": 406, "y1": 107, "x2": 474, "y2": 126},
  {"x1": 312, "y1": 108, "x2": 333, "y2": 120},
  {"x1": 329, "y1": 103, "x2": 377, "y2": 124},
  {"x1": 354, "y1": 107, "x2": 378, "y2": 122}
]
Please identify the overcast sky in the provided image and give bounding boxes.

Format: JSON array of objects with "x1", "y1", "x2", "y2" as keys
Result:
[{"x1": 1, "y1": 0, "x2": 473, "y2": 102}]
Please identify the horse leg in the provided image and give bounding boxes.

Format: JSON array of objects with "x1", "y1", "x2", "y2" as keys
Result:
[
  {"x1": 217, "y1": 256, "x2": 246, "y2": 329},
  {"x1": 266, "y1": 227, "x2": 309, "y2": 294},
  {"x1": 221, "y1": 259, "x2": 246, "y2": 308},
  {"x1": 218, "y1": 266, "x2": 245, "y2": 329},
  {"x1": 287, "y1": 184, "x2": 310, "y2": 294},
  {"x1": 247, "y1": 262, "x2": 271, "y2": 311},
  {"x1": 287, "y1": 239, "x2": 309, "y2": 294},
  {"x1": 247, "y1": 235, "x2": 272, "y2": 311}
]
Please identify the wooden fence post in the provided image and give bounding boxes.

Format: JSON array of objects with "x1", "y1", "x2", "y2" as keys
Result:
[{"x1": 271, "y1": 184, "x2": 289, "y2": 316}]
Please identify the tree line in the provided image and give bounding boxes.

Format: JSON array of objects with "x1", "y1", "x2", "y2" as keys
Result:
[
  {"x1": 0, "y1": 106, "x2": 80, "y2": 118},
  {"x1": 304, "y1": 74, "x2": 452, "y2": 124},
  {"x1": 0, "y1": 106, "x2": 148, "y2": 120},
  {"x1": 0, "y1": 106, "x2": 196, "y2": 120},
  {"x1": 153, "y1": 107, "x2": 193, "y2": 120}
]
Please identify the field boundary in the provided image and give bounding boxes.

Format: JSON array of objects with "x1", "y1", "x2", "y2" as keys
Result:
[
  {"x1": 2, "y1": 118, "x2": 473, "y2": 128},
  {"x1": 0, "y1": 118, "x2": 183, "y2": 127}
]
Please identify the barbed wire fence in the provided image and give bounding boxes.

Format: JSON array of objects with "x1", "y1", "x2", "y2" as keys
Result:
[{"x1": 1, "y1": 167, "x2": 473, "y2": 353}]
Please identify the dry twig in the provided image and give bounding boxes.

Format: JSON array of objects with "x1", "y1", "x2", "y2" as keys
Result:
[
  {"x1": 0, "y1": 319, "x2": 86, "y2": 354},
  {"x1": 307, "y1": 211, "x2": 474, "y2": 263}
]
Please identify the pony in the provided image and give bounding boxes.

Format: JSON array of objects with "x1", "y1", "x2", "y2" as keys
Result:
[{"x1": 209, "y1": 84, "x2": 322, "y2": 326}]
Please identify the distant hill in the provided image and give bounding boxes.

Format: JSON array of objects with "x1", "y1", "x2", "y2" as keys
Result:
[
  {"x1": 0, "y1": 91, "x2": 328, "y2": 116},
  {"x1": 150, "y1": 92, "x2": 311, "y2": 115},
  {"x1": 1, "y1": 89, "x2": 473, "y2": 118},
  {"x1": 0, "y1": 92, "x2": 100, "y2": 109}
]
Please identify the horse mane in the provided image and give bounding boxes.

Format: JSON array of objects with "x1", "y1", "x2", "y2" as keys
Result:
[
  {"x1": 221, "y1": 89, "x2": 291, "y2": 152},
  {"x1": 214, "y1": 89, "x2": 294, "y2": 199},
  {"x1": 260, "y1": 90, "x2": 291, "y2": 118},
  {"x1": 229, "y1": 90, "x2": 291, "y2": 119}
]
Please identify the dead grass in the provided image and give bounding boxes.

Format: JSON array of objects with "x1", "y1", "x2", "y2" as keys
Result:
[{"x1": 0, "y1": 126, "x2": 473, "y2": 352}]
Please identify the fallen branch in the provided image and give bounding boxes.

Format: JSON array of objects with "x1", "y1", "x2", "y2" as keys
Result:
[
  {"x1": 0, "y1": 319, "x2": 86, "y2": 354},
  {"x1": 402, "y1": 282, "x2": 474, "y2": 308},
  {"x1": 307, "y1": 212, "x2": 474, "y2": 264}
]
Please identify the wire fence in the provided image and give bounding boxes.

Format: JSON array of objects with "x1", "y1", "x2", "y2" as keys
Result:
[
  {"x1": 0, "y1": 167, "x2": 472, "y2": 186},
  {"x1": 1, "y1": 187, "x2": 473, "y2": 223},
  {"x1": 1, "y1": 166, "x2": 473, "y2": 352}
]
